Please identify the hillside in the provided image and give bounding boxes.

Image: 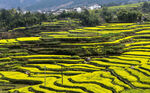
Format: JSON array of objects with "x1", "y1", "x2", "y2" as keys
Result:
[
  {"x1": 108, "y1": 2, "x2": 143, "y2": 10},
  {"x1": 0, "y1": 0, "x2": 149, "y2": 11},
  {"x1": 1, "y1": 19, "x2": 150, "y2": 92}
]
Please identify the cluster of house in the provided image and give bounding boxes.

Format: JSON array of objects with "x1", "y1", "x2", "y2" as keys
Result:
[
  {"x1": 52, "y1": 4, "x2": 101, "y2": 15},
  {"x1": 21, "y1": 4, "x2": 101, "y2": 15},
  {"x1": 37, "y1": 4, "x2": 101, "y2": 15}
]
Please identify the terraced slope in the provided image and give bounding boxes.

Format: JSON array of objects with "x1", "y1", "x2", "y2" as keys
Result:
[{"x1": 1, "y1": 21, "x2": 150, "y2": 93}]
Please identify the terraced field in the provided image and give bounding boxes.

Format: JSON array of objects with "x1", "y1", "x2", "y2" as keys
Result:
[{"x1": 1, "y1": 21, "x2": 150, "y2": 93}]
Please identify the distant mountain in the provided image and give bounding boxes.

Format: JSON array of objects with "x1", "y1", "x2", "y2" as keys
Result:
[
  {"x1": 0, "y1": 0, "x2": 149, "y2": 11},
  {"x1": 0, "y1": 0, "x2": 35, "y2": 9}
]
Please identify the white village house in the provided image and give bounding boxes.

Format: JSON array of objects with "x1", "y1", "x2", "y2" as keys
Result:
[
  {"x1": 74, "y1": 7, "x2": 82, "y2": 13},
  {"x1": 88, "y1": 4, "x2": 101, "y2": 10}
]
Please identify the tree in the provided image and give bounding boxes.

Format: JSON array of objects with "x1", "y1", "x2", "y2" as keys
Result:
[
  {"x1": 101, "y1": 7, "x2": 113, "y2": 22},
  {"x1": 117, "y1": 9, "x2": 142, "y2": 23},
  {"x1": 142, "y1": 2, "x2": 150, "y2": 12},
  {"x1": 80, "y1": 9, "x2": 102, "y2": 26}
]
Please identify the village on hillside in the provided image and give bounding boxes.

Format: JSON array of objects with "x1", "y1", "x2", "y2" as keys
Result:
[{"x1": 36, "y1": 4, "x2": 102, "y2": 14}]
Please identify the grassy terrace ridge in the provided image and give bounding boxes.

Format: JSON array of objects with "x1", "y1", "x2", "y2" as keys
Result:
[
  {"x1": 1, "y1": 21, "x2": 150, "y2": 93},
  {"x1": 108, "y1": 2, "x2": 143, "y2": 10}
]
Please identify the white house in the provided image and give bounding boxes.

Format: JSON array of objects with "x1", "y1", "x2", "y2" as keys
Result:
[
  {"x1": 88, "y1": 4, "x2": 101, "y2": 10},
  {"x1": 74, "y1": 7, "x2": 82, "y2": 13}
]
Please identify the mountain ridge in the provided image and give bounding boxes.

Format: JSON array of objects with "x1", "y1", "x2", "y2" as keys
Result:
[{"x1": 0, "y1": 0, "x2": 149, "y2": 11}]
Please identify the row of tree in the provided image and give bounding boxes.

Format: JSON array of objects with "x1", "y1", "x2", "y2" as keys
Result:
[
  {"x1": 0, "y1": 2, "x2": 150, "y2": 31},
  {"x1": 58, "y1": 2, "x2": 150, "y2": 24},
  {"x1": 0, "y1": 9, "x2": 56, "y2": 31},
  {"x1": 58, "y1": 8, "x2": 143, "y2": 24}
]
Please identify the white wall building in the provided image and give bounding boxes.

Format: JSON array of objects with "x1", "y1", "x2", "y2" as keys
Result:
[
  {"x1": 74, "y1": 7, "x2": 82, "y2": 13},
  {"x1": 88, "y1": 4, "x2": 101, "y2": 10}
]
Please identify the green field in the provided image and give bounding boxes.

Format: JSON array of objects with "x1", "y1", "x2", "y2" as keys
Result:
[{"x1": 1, "y1": 20, "x2": 150, "y2": 93}]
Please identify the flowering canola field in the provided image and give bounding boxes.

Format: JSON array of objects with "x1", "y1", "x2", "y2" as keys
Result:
[{"x1": 0, "y1": 21, "x2": 150, "y2": 93}]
